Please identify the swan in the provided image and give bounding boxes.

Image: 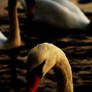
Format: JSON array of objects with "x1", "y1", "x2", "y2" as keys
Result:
[
  {"x1": 0, "y1": 0, "x2": 22, "y2": 49},
  {"x1": 27, "y1": 43, "x2": 73, "y2": 92},
  {"x1": 22, "y1": 0, "x2": 90, "y2": 29}
]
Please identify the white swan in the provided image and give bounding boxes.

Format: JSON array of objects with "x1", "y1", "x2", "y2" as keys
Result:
[
  {"x1": 27, "y1": 43, "x2": 73, "y2": 92},
  {"x1": 22, "y1": 0, "x2": 90, "y2": 29},
  {"x1": 0, "y1": 0, "x2": 22, "y2": 49}
]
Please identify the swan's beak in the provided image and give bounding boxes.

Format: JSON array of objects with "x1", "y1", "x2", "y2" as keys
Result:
[
  {"x1": 27, "y1": 61, "x2": 45, "y2": 92},
  {"x1": 28, "y1": 75, "x2": 40, "y2": 92}
]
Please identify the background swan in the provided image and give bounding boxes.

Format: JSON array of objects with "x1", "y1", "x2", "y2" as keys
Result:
[
  {"x1": 27, "y1": 43, "x2": 73, "y2": 92},
  {"x1": 21, "y1": 0, "x2": 90, "y2": 29},
  {"x1": 0, "y1": 0, "x2": 22, "y2": 49}
]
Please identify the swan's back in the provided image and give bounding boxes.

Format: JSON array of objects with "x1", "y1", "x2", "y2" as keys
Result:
[
  {"x1": 55, "y1": 0, "x2": 90, "y2": 26},
  {"x1": 53, "y1": 0, "x2": 89, "y2": 21},
  {"x1": 33, "y1": 0, "x2": 90, "y2": 29}
]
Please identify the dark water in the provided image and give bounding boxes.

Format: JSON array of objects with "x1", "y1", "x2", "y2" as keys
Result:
[{"x1": 0, "y1": 1, "x2": 92, "y2": 92}]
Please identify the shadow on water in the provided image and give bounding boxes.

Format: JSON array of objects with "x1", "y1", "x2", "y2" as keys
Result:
[{"x1": 0, "y1": 46, "x2": 28, "y2": 90}]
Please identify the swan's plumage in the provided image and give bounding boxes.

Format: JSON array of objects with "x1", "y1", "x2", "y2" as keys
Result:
[
  {"x1": 21, "y1": 0, "x2": 90, "y2": 29},
  {"x1": 28, "y1": 43, "x2": 71, "y2": 74},
  {"x1": 33, "y1": 0, "x2": 90, "y2": 29},
  {"x1": 0, "y1": 32, "x2": 7, "y2": 48},
  {"x1": 27, "y1": 43, "x2": 73, "y2": 92}
]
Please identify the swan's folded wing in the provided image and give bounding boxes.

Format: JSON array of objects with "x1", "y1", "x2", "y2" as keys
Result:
[{"x1": 0, "y1": 32, "x2": 7, "y2": 46}]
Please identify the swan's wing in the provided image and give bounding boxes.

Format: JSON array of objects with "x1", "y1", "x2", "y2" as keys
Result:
[
  {"x1": 34, "y1": 0, "x2": 90, "y2": 28},
  {"x1": 0, "y1": 32, "x2": 7, "y2": 46},
  {"x1": 0, "y1": 32, "x2": 7, "y2": 40},
  {"x1": 52, "y1": 0, "x2": 90, "y2": 22},
  {"x1": 34, "y1": 0, "x2": 68, "y2": 27},
  {"x1": 52, "y1": 0, "x2": 81, "y2": 13}
]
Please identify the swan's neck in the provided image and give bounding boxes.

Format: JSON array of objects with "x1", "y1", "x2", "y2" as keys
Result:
[
  {"x1": 55, "y1": 58, "x2": 73, "y2": 92},
  {"x1": 8, "y1": 0, "x2": 21, "y2": 47}
]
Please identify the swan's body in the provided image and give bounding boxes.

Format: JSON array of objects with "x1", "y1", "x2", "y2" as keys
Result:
[
  {"x1": 33, "y1": 0, "x2": 90, "y2": 29},
  {"x1": 23, "y1": 0, "x2": 90, "y2": 29},
  {"x1": 27, "y1": 43, "x2": 73, "y2": 92},
  {"x1": 0, "y1": 0, "x2": 22, "y2": 49}
]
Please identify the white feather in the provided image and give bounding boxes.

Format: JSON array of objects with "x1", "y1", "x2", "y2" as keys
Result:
[
  {"x1": 0, "y1": 32, "x2": 7, "y2": 48},
  {"x1": 14, "y1": 0, "x2": 91, "y2": 29},
  {"x1": 33, "y1": 0, "x2": 90, "y2": 29}
]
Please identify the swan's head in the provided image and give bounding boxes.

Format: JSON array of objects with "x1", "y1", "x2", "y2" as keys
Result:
[
  {"x1": 27, "y1": 56, "x2": 46, "y2": 92},
  {"x1": 27, "y1": 48, "x2": 56, "y2": 92}
]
